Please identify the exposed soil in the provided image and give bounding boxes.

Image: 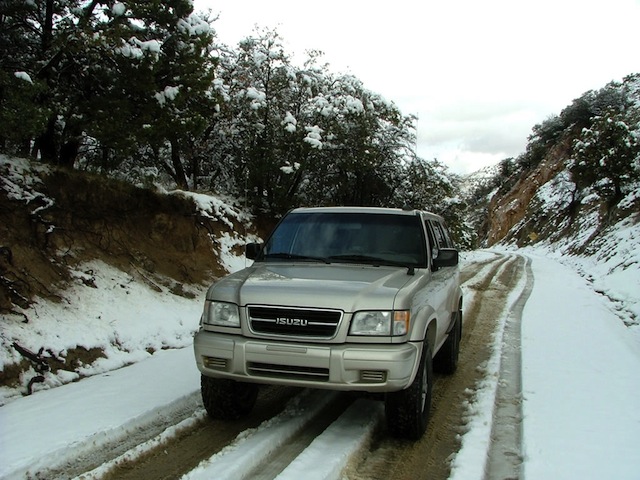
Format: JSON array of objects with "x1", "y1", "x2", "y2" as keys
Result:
[
  {"x1": 1, "y1": 164, "x2": 259, "y2": 388},
  {"x1": 0, "y1": 168, "x2": 230, "y2": 315}
]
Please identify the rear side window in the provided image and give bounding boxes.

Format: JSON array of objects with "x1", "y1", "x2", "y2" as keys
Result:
[
  {"x1": 435, "y1": 221, "x2": 454, "y2": 248},
  {"x1": 430, "y1": 220, "x2": 450, "y2": 249}
]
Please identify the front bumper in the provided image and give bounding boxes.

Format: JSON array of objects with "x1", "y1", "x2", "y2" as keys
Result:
[{"x1": 193, "y1": 330, "x2": 421, "y2": 392}]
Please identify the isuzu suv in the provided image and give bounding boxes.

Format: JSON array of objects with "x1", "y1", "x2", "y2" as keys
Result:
[{"x1": 193, "y1": 206, "x2": 463, "y2": 439}]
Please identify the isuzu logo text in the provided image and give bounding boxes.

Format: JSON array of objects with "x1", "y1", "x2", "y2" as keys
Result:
[{"x1": 276, "y1": 317, "x2": 308, "y2": 326}]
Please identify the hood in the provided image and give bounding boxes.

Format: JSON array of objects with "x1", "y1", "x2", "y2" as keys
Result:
[{"x1": 207, "y1": 263, "x2": 418, "y2": 312}]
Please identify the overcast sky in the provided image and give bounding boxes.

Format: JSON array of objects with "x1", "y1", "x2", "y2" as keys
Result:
[{"x1": 193, "y1": 0, "x2": 640, "y2": 174}]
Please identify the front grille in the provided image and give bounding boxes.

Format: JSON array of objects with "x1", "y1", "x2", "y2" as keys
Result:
[
  {"x1": 248, "y1": 306, "x2": 342, "y2": 338},
  {"x1": 248, "y1": 362, "x2": 329, "y2": 381}
]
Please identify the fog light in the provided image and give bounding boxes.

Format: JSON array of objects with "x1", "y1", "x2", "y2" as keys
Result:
[
  {"x1": 204, "y1": 357, "x2": 227, "y2": 370},
  {"x1": 360, "y1": 370, "x2": 387, "y2": 383}
]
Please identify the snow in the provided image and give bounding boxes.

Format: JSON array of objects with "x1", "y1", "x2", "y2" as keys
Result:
[
  {"x1": 111, "y1": 2, "x2": 125, "y2": 16},
  {"x1": 280, "y1": 161, "x2": 300, "y2": 174},
  {"x1": 246, "y1": 87, "x2": 267, "y2": 109},
  {"x1": 116, "y1": 37, "x2": 162, "y2": 59},
  {"x1": 2, "y1": 249, "x2": 639, "y2": 479},
  {"x1": 177, "y1": 14, "x2": 212, "y2": 36},
  {"x1": 155, "y1": 85, "x2": 181, "y2": 106},
  {"x1": 182, "y1": 391, "x2": 379, "y2": 480},
  {"x1": 0, "y1": 348, "x2": 201, "y2": 479},
  {"x1": 519, "y1": 253, "x2": 640, "y2": 480},
  {"x1": 13, "y1": 72, "x2": 33, "y2": 84},
  {"x1": 451, "y1": 250, "x2": 640, "y2": 480},
  {"x1": 449, "y1": 250, "x2": 529, "y2": 479},
  {"x1": 0, "y1": 258, "x2": 204, "y2": 404},
  {"x1": 304, "y1": 125, "x2": 323, "y2": 149},
  {"x1": 282, "y1": 111, "x2": 297, "y2": 132}
]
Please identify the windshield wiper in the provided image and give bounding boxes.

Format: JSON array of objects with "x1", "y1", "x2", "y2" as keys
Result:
[
  {"x1": 264, "y1": 252, "x2": 330, "y2": 264},
  {"x1": 329, "y1": 254, "x2": 415, "y2": 271},
  {"x1": 327, "y1": 254, "x2": 390, "y2": 266}
]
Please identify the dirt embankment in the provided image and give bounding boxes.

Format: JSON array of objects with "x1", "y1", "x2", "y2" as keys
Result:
[
  {"x1": 0, "y1": 163, "x2": 254, "y2": 387},
  {"x1": 485, "y1": 146, "x2": 568, "y2": 246},
  {"x1": 1, "y1": 170, "x2": 227, "y2": 311}
]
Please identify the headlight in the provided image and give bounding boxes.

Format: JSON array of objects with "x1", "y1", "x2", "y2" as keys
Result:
[
  {"x1": 350, "y1": 311, "x2": 410, "y2": 336},
  {"x1": 202, "y1": 301, "x2": 240, "y2": 327}
]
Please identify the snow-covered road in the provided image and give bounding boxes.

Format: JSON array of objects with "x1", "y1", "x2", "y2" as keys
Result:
[{"x1": 1, "y1": 251, "x2": 639, "y2": 479}]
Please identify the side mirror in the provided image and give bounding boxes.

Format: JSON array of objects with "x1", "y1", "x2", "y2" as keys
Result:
[
  {"x1": 433, "y1": 248, "x2": 458, "y2": 268},
  {"x1": 245, "y1": 242, "x2": 262, "y2": 260}
]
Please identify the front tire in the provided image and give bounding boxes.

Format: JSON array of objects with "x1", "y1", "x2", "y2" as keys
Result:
[
  {"x1": 201, "y1": 375, "x2": 259, "y2": 420},
  {"x1": 385, "y1": 342, "x2": 433, "y2": 440}
]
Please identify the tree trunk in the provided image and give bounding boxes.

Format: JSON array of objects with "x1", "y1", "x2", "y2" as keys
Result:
[
  {"x1": 34, "y1": 116, "x2": 58, "y2": 163},
  {"x1": 59, "y1": 139, "x2": 79, "y2": 168},
  {"x1": 43, "y1": 0, "x2": 54, "y2": 52},
  {"x1": 169, "y1": 137, "x2": 189, "y2": 190}
]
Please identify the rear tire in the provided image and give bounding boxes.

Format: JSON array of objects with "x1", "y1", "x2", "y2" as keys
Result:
[
  {"x1": 385, "y1": 343, "x2": 433, "y2": 440},
  {"x1": 201, "y1": 375, "x2": 258, "y2": 420},
  {"x1": 435, "y1": 310, "x2": 462, "y2": 374}
]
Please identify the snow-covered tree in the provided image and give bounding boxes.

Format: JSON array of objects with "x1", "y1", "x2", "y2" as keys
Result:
[
  {"x1": 297, "y1": 73, "x2": 414, "y2": 208},
  {"x1": 0, "y1": 0, "x2": 216, "y2": 180},
  {"x1": 571, "y1": 111, "x2": 640, "y2": 202},
  {"x1": 205, "y1": 29, "x2": 417, "y2": 215}
]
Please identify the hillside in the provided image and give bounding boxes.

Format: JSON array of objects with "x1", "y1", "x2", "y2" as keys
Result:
[
  {"x1": 477, "y1": 74, "x2": 640, "y2": 328},
  {"x1": 484, "y1": 74, "x2": 639, "y2": 246},
  {"x1": 0, "y1": 155, "x2": 257, "y2": 403}
]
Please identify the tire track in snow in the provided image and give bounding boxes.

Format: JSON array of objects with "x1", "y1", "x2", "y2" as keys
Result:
[
  {"x1": 245, "y1": 392, "x2": 356, "y2": 480},
  {"x1": 484, "y1": 254, "x2": 533, "y2": 480},
  {"x1": 181, "y1": 390, "x2": 375, "y2": 480},
  {"x1": 77, "y1": 385, "x2": 302, "y2": 480}
]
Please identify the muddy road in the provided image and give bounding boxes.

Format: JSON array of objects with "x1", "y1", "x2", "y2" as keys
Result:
[{"x1": 62, "y1": 252, "x2": 528, "y2": 480}]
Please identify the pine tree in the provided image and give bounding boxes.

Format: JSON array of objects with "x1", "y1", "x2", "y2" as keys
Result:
[{"x1": 571, "y1": 111, "x2": 640, "y2": 202}]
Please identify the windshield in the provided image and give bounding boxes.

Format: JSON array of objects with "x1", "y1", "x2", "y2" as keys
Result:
[{"x1": 260, "y1": 212, "x2": 427, "y2": 268}]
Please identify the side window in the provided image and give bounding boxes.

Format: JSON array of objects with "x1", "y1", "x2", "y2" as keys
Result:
[
  {"x1": 438, "y1": 222, "x2": 454, "y2": 248},
  {"x1": 422, "y1": 216, "x2": 439, "y2": 272},
  {"x1": 421, "y1": 216, "x2": 435, "y2": 249},
  {"x1": 430, "y1": 220, "x2": 448, "y2": 249}
]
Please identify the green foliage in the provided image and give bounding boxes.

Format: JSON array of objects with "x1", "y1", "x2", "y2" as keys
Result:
[
  {"x1": 0, "y1": 0, "x2": 215, "y2": 176},
  {"x1": 565, "y1": 75, "x2": 640, "y2": 202},
  {"x1": 0, "y1": 71, "x2": 49, "y2": 154},
  {"x1": 570, "y1": 111, "x2": 640, "y2": 200},
  {"x1": 515, "y1": 115, "x2": 566, "y2": 172}
]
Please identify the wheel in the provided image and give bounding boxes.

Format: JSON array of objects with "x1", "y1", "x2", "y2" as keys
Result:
[
  {"x1": 385, "y1": 342, "x2": 433, "y2": 440},
  {"x1": 201, "y1": 375, "x2": 259, "y2": 420},
  {"x1": 434, "y1": 310, "x2": 462, "y2": 374}
]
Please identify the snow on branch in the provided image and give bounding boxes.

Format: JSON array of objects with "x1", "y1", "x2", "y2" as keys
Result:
[
  {"x1": 155, "y1": 86, "x2": 181, "y2": 106},
  {"x1": 14, "y1": 72, "x2": 33, "y2": 84},
  {"x1": 304, "y1": 125, "x2": 323, "y2": 149}
]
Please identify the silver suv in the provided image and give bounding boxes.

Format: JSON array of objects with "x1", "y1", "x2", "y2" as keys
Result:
[{"x1": 194, "y1": 207, "x2": 462, "y2": 439}]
